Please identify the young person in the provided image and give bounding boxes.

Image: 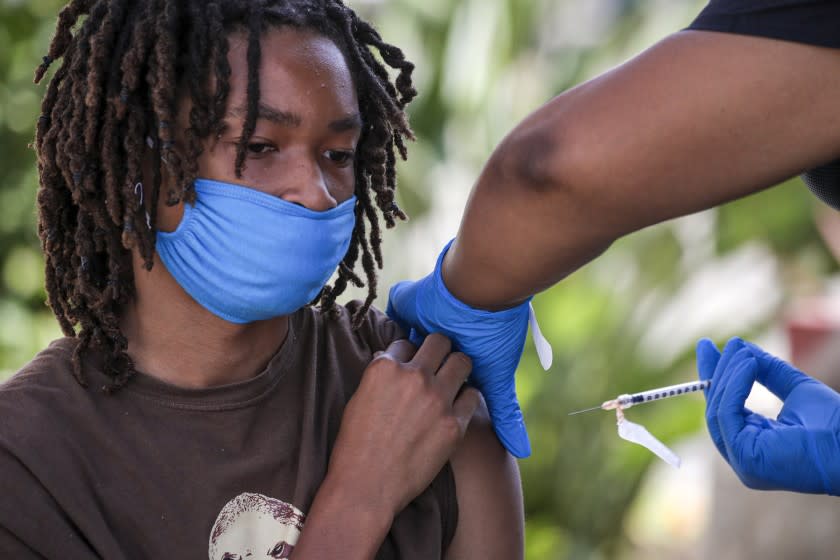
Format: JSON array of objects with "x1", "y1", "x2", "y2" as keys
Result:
[
  {"x1": 0, "y1": 1, "x2": 523, "y2": 557},
  {"x1": 388, "y1": 0, "x2": 840, "y2": 496}
]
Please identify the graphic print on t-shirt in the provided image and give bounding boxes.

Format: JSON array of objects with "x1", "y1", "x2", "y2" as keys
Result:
[{"x1": 208, "y1": 493, "x2": 306, "y2": 559}]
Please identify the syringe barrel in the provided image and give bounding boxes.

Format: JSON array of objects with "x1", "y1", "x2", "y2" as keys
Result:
[{"x1": 631, "y1": 380, "x2": 710, "y2": 405}]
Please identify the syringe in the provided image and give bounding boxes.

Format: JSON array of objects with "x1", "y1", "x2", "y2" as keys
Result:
[{"x1": 568, "y1": 379, "x2": 711, "y2": 415}]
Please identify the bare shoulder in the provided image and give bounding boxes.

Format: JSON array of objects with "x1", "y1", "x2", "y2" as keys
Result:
[{"x1": 446, "y1": 396, "x2": 524, "y2": 560}]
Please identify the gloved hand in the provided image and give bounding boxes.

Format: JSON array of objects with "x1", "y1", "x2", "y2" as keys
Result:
[
  {"x1": 696, "y1": 337, "x2": 840, "y2": 494},
  {"x1": 386, "y1": 240, "x2": 532, "y2": 458}
]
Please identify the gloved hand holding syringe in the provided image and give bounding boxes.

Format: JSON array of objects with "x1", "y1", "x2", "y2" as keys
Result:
[{"x1": 568, "y1": 379, "x2": 712, "y2": 468}]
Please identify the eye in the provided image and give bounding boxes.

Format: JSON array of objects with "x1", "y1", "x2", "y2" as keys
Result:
[
  {"x1": 324, "y1": 149, "x2": 355, "y2": 167},
  {"x1": 247, "y1": 142, "x2": 276, "y2": 155}
]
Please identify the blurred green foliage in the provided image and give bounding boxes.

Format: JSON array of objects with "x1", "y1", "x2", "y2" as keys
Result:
[
  {"x1": 1, "y1": 0, "x2": 837, "y2": 558},
  {"x1": 0, "y1": 0, "x2": 66, "y2": 374}
]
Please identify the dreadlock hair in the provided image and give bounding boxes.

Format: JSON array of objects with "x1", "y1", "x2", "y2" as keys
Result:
[{"x1": 33, "y1": 0, "x2": 417, "y2": 392}]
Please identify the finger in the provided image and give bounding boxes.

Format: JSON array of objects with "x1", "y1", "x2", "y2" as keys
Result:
[
  {"x1": 482, "y1": 376, "x2": 531, "y2": 458},
  {"x1": 493, "y1": 409, "x2": 531, "y2": 459},
  {"x1": 717, "y1": 356, "x2": 760, "y2": 461},
  {"x1": 704, "y1": 409, "x2": 729, "y2": 463},
  {"x1": 408, "y1": 327, "x2": 425, "y2": 348},
  {"x1": 708, "y1": 344, "x2": 751, "y2": 423},
  {"x1": 386, "y1": 280, "x2": 423, "y2": 334},
  {"x1": 706, "y1": 343, "x2": 749, "y2": 461},
  {"x1": 743, "y1": 341, "x2": 809, "y2": 401},
  {"x1": 707, "y1": 338, "x2": 746, "y2": 414},
  {"x1": 726, "y1": 424, "x2": 764, "y2": 490},
  {"x1": 434, "y1": 352, "x2": 473, "y2": 401},
  {"x1": 380, "y1": 338, "x2": 417, "y2": 364},
  {"x1": 452, "y1": 386, "x2": 482, "y2": 432},
  {"x1": 696, "y1": 338, "x2": 721, "y2": 386},
  {"x1": 409, "y1": 332, "x2": 452, "y2": 375}
]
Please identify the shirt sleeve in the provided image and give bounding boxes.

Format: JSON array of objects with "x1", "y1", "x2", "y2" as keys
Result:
[
  {"x1": 0, "y1": 525, "x2": 47, "y2": 558},
  {"x1": 0, "y1": 448, "x2": 98, "y2": 559},
  {"x1": 686, "y1": 1, "x2": 840, "y2": 49},
  {"x1": 344, "y1": 300, "x2": 407, "y2": 353},
  {"x1": 429, "y1": 462, "x2": 459, "y2": 552}
]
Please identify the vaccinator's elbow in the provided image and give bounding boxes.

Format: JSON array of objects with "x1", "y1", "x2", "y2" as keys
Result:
[{"x1": 495, "y1": 127, "x2": 563, "y2": 192}]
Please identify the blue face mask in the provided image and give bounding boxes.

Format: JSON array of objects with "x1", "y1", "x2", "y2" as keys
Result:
[{"x1": 156, "y1": 178, "x2": 356, "y2": 324}]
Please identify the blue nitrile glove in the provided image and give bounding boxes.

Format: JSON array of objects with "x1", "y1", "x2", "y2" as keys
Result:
[
  {"x1": 696, "y1": 337, "x2": 840, "y2": 495},
  {"x1": 386, "y1": 240, "x2": 532, "y2": 458}
]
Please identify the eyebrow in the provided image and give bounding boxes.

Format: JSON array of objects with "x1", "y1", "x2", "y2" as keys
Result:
[
  {"x1": 227, "y1": 103, "x2": 362, "y2": 133},
  {"x1": 328, "y1": 113, "x2": 363, "y2": 133},
  {"x1": 228, "y1": 103, "x2": 301, "y2": 127}
]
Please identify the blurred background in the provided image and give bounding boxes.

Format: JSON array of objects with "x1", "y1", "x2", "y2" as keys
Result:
[{"x1": 2, "y1": 0, "x2": 840, "y2": 558}]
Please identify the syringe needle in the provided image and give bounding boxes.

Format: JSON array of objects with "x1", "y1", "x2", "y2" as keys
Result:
[{"x1": 567, "y1": 405, "x2": 603, "y2": 416}]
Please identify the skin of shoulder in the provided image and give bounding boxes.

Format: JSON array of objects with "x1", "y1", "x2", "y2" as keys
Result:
[{"x1": 446, "y1": 396, "x2": 524, "y2": 559}]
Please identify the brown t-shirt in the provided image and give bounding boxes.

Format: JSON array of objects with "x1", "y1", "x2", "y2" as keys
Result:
[{"x1": 0, "y1": 302, "x2": 457, "y2": 558}]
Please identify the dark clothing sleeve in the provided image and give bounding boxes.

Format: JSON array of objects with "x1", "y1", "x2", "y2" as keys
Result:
[
  {"x1": 0, "y1": 449, "x2": 96, "y2": 558},
  {"x1": 345, "y1": 299, "x2": 406, "y2": 352},
  {"x1": 688, "y1": 1, "x2": 840, "y2": 49},
  {"x1": 0, "y1": 527, "x2": 46, "y2": 558},
  {"x1": 688, "y1": 1, "x2": 840, "y2": 210},
  {"x1": 0, "y1": 526, "x2": 47, "y2": 558}
]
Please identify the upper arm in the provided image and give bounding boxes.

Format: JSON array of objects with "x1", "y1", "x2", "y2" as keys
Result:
[
  {"x1": 445, "y1": 30, "x2": 840, "y2": 309},
  {"x1": 445, "y1": 397, "x2": 524, "y2": 560}
]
